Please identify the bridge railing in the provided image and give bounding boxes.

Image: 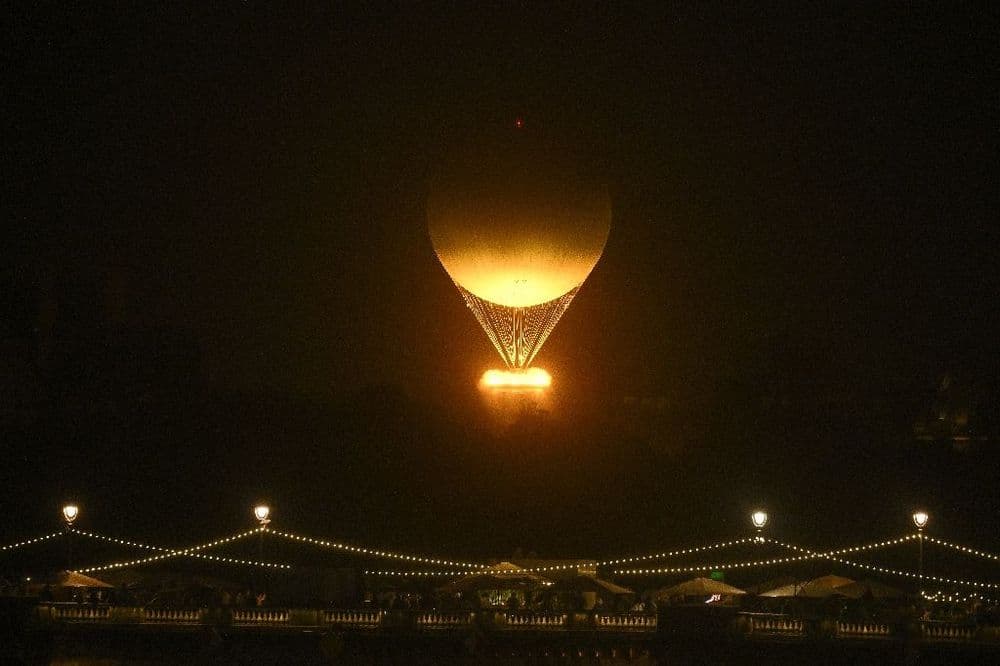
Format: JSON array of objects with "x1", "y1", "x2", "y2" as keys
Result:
[
  {"x1": 325, "y1": 609, "x2": 384, "y2": 628},
  {"x1": 595, "y1": 613, "x2": 657, "y2": 631},
  {"x1": 745, "y1": 613, "x2": 805, "y2": 636},
  {"x1": 416, "y1": 611, "x2": 473, "y2": 628},
  {"x1": 144, "y1": 608, "x2": 202, "y2": 624},
  {"x1": 836, "y1": 622, "x2": 891, "y2": 638},
  {"x1": 49, "y1": 605, "x2": 110, "y2": 622},
  {"x1": 231, "y1": 609, "x2": 289, "y2": 625},
  {"x1": 501, "y1": 611, "x2": 569, "y2": 629},
  {"x1": 921, "y1": 621, "x2": 977, "y2": 641},
  {"x1": 29, "y1": 604, "x2": 1000, "y2": 645}
]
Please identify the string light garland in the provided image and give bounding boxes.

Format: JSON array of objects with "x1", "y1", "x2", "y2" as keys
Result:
[
  {"x1": 924, "y1": 535, "x2": 1000, "y2": 562},
  {"x1": 366, "y1": 536, "x2": 920, "y2": 578},
  {"x1": 69, "y1": 527, "x2": 293, "y2": 570},
  {"x1": 1, "y1": 532, "x2": 63, "y2": 552},
  {"x1": 361, "y1": 537, "x2": 764, "y2": 577},
  {"x1": 365, "y1": 569, "x2": 471, "y2": 577},
  {"x1": 613, "y1": 535, "x2": 916, "y2": 575},
  {"x1": 76, "y1": 527, "x2": 292, "y2": 573},
  {"x1": 922, "y1": 590, "x2": 999, "y2": 605},
  {"x1": 11, "y1": 519, "x2": 1000, "y2": 590},
  {"x1": 529, "y1": 537, "x2": 762, "y2": 572},
  {"x1": 268, "y1": 528, "x2": 487, "y2": 569},
  {"x1": 366, "y1": 537, "x2": 772, "y2": 578},
  {"x1": 770, "y1": 538, "x2": 1000, "y2": 589},
  {"x1": 70, "y1": 528, "x2": 163, "y2": 552}
]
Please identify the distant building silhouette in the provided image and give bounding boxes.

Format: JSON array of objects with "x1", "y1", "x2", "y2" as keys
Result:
[{"x1": 913, "y1": 375, "x2": 988, "y2": 451}]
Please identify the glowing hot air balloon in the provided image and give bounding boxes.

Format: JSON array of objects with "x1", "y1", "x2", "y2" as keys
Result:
[{"x1": 428, "y1": 129, "x2": 611, "y2": 388}]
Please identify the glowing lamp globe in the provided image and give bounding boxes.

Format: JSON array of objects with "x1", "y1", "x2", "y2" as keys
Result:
[
  {"x1": 912, "y1": 511, "x2": 929, "y2": 530},
  {"x1": 751, "y1": 510, "x2": 769, "y2": 529},
  {"x1": 254, "y1": 505, "x2": 271, "y2": 524},
  {"x1": 62, "y1": 504, "x2": 79, "y2": 525},
  {"x1": 428, "y1": 128, "x2": 610, "y2": 386}
]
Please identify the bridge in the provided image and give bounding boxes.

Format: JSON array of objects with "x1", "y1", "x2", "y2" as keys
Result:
[
  {"x1": 18, "y1": 602, "x2": 1000, "y2": 664},
  {"x1": 4, "y1": 505, "x2": 1000, "y2": 662}
]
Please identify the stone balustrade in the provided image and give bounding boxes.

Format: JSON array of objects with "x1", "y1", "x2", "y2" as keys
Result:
[
  {"x1": 750, "y1": 615, "x2": 804, "y2": 635},
  {"x1": 837, "y1": 622, "x2": 890, "y2": 637},
  {"x1": 922, "y1": 622, "x2": 976, "y2": 641},
  {"x1": 596, "y1": 614, "x2": 657, "y2": 630},
  {"x1": 51, "y1": 606, "x2": 110, "y2": 621},
  {"x1": 231, "y1": 609, "x2": 289, "y2": 625},
  {"x1": 144, "y1": 608, "x2": 202, "y2": 624},
  {"x1": 28, "y1": 604, "x2": 1000, "y2": 648},
  {"x1": 324, "y1": 609, "x2": 384, "y2": 627},
  {"x1": 416, "y1": 611, "x2": 473, "y2": 627},
  {"x1": 503, "y1": 612, "x2": 568, "y2": 629}
]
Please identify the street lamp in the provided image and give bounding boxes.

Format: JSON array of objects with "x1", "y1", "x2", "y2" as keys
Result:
[
  {"x1": 253, "y1": 504, "x2": 271, "y2": 596},
  {"x1": 912, "y1": 510, "x2": 929, "y2": 597},
  {"x1": 62, "y1": 505, "x2": 79, "y2": 526},
  {"x1": 62, "y1": 504, "x2": 79, "y2": 571},
  {"x1": 751, "y1": 510, "x2": 768, "y2": 542}
]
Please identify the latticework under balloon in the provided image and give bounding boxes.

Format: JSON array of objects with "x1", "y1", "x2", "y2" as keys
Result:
[{"x1": 456, "y1": 285, "x2": 581, "y2": 369}]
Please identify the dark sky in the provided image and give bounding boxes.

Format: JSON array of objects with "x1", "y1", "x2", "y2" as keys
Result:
[{"x1": 3, "y1": 5, "x2": 998, "y2": 567}]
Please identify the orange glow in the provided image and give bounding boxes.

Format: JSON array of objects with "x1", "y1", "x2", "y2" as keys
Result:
[
  {"x1": 480, "y1": 367, "x2": 552, "y2": 390},
  {"x1": 429, "y1": 221, "x2": 609, "y2": 308},
  {"x1": 427, "y1": 138, "x2": 610, "y2": 308}
]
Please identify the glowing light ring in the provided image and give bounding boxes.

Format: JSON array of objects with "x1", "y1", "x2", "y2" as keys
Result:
[
  {"x1": 0, "y1": 532, "x2": 63, "y2": 552},
  {"x1": 481, "y1": 368, "x2": 552, "y2": 389},
  {"x1": 269, "y1": 528, "x2": 487, "y2": 569}
]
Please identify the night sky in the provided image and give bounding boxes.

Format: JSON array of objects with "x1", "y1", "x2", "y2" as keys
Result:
[{"x1": 3, "y1": 5, "x2": 998, "y2": 566}]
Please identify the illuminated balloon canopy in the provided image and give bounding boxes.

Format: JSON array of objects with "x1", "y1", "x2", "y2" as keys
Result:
[{"x1": 428, "y1": 131, "x2": 611, "y2": 371}]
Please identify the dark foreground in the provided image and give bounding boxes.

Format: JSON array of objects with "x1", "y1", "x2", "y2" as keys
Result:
[
  {"x1": 7, "y1": 630, "x2": 1000, "y2": 666},
  {"x1": 5, "y1": 608, "x2": 1000, "y2": 666}
]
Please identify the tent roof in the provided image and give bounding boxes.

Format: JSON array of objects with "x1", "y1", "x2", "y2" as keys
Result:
[
  {"x1": 744, "y1": 575, "x2": 798, "y2": 595},
  {"x1": 53, "y1": 570, "x2": 113, "y2": 588},
  {"x1": 657, "y1": 577, "x2": 746, "y2": 599},
  {"x1": 798, "y1": 575, "x2": 855, "y2": 598},
  {"x1": 440, "y1": 564, "x2": 552, "y2": 594},
  {"x1": 761, "y1": 574, "x2": 856, "y2": 598},
  {"x1": 836, "y1": 579, "x2": 907, "y2": 600},
  {"x1": 485, "y1": 562, "x2": 524, "y2": 573},
  {"x1": 549, "y1": 575, "x2": 633, "y2": 596}
]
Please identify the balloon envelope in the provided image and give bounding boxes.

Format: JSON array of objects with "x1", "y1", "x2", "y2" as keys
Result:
[
  {"x1": 428, "y1": 131, "x2": 611, "y2": 370},
  {"x1": 428, "y1": 136, "x2": 610, "y2": 308}
]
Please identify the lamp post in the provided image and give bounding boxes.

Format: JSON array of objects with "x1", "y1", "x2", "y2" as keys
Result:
[
  {"x1": 913, "y1": 511, "x2": 928, "y2": 596},
  {"x1": 254, "y1": 504, "x2": 271, "y2": 556},
  {"x1": 751, "y1": 510, "x2": 769, "y2": 542},
  {"x1": 253, "y1": 505, "x2": 271, "y2": 594},
  {"x1": 62, "y1": 504, "x2": 79, "y2": 570}
]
